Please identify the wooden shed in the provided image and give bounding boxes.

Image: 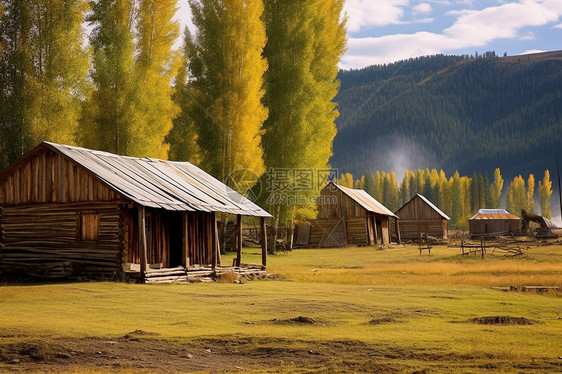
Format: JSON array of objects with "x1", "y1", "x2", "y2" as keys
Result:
[
  {"x1": 308, "y1": 182, "x2": 399, "y2": 247},
  {"x1": 394, "y1": 194, "x2": 450, "y2": 239},
  {"x1": 0, "y1": 142, "x2": 270, "y2": 282},
  {"x1": 469, "y1": 209, "x2": 521, "y2": 237}
]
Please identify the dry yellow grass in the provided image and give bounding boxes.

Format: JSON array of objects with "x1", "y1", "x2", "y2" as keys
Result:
[{"x1": 262, "y1": 244, "x2": 562, "y2": 287}]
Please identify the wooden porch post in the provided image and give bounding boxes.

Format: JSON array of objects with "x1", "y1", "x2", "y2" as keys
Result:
[
  {"x1": 395, "y1": 217, "x2": 401, "y2": 244},
  {"x1": 260, "y1": 217, "x2": 267, "y2": 268},
  {"x1": 236, "y1": 215, "x2": 242, "y2": 267},
  {"x1": 365, "y1": 216, "x2": 371, "y2": 246},
  {"x1": 182, "y1": 212, "x2": 189, "y2": 268},
  {"x1": 212, "y1": 212, "x2": 218, "y2": 269},
  {"x1": 138, "y1": 205, "x2": 148, "y2": 278},
  {"x1": 373, "y1": 215, "x2": 379, "y2": 245}
]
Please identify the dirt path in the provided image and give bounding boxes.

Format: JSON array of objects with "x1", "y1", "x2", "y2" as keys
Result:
[{"x1": 1, "y1": 331, "x2": 560, "y2": 373}]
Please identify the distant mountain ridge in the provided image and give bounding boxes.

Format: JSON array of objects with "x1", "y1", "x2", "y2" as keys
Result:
[{"x1": 331, "y1": 50, "x2": 562, "y2": 181}]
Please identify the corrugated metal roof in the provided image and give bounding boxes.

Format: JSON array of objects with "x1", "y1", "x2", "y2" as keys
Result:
[
  {"x1": 44, "y1": 142, "x2": 271, "y2": 217},
  {"x1": 416, "y1": 194, "x2": 451, "y2": 220},
  {"x1": 331, "y1": 183, "x2": 398, "y2": 218},
  {"x1": 469, "y1": 209, "x2": 520, "y2": 220}
]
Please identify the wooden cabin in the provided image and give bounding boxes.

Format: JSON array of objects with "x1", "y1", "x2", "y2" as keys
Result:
[
  {"x1": 394, "y1": 194, "x2": 450, "y2": 239},
  {"x1": 307, "y1": 182, "x2": 399, "y2": 247},
  {"x1": 0, "y1": 142, "x2": 270, "y2": 282},
  {"x1": 469, "y1": 209, "x2": 521, "y2": 237}
]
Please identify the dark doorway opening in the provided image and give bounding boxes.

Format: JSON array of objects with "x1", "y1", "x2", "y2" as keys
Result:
[{"x1": 168, "y1": 212, "x2": 184, "y2": 267}]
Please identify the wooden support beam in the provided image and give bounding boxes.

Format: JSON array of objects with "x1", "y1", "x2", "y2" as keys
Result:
[
  {"x1": 182, "y1": 212, "x2": 189, "y2": 268},
  {"x1": 365, "y1": 216, "x2": 371, "y2": 246},
  {"x1": 236, "y1": 214, "x2": 242, "y2": 267},
  {"x1": 216, "y1": 213, "x2": 221, "y2": 266},
  {"x1": 138, "y1": 205, "x2": 148, "y2": 278},
  {"x1": 395, "y1": 218, "x2": 401, "y2": 245},
  {"x1": 261, "y1": 217, "x2": 267, "y2": 268},
  {"x1": 373, "y1": 215, "x2": 379, "y2": 245},
  {"x1": 212, "y1": 212, "x2": 218, "y2": 269}
]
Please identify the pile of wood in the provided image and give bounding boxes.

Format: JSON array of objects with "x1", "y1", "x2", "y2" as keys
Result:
[{"x1": 139, "y1": 265, "x2": 272, "y2": 284}]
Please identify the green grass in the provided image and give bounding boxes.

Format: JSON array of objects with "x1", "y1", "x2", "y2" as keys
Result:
[{"x1": 1, "y1": 244, "x2": 561, "y2": 373}]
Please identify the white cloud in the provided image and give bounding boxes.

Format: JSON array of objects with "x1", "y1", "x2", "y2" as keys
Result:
[
  {"x1": 342, "y1": 32, "x2": 448, "y2": 68},
  {"x1": 342, "y1": 1, "x2": 562, "y2": 69},
  {"x1": 555, "y1": 23, "x2": 562, "y2": 29},
  {"x1": 521, "y1": 49, "x2": 545, "y2": 55},
  {"x1": 344, "y1": 0, "x2": 409, "y2": 32},
  {"x1": 443, "y1": 2, "x2": 560, "y2": 47},
  {"x1": 416, "y1": 17, "x2": 436, "y2": 24},
  {"x1": 519, "y1": 32, "x2": 536, "y2": 41},
  {"x1": 413, "y1": 3, "x2": 433, "y2": 14}
]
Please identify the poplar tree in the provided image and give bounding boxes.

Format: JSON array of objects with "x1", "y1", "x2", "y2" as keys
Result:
[
  {"x1": 489, "y1": 168, "x2": 503, "y2": 208},
  {"x1": 84, "y1": 0, "x2": 137, "y2": 154},
  {"x1": 0, "y1": 1, "x2": 29, "y2": 167},
  {"x1": 0, "y1": 0, "x2": 90, "y2": 167},
  {"x1": 364, "y1": 172, "x2": 377, "y2": 199},
  {"x1": 261, "y1": 0, "x2": 346, "y2": 224},
  {"x1": 438, "y1": 169, "x2": 449, "y2": 213},
  {"x1": 167, "y1": 28, "x2": 202, "y2": 164},
  {"x1": 538, "y1": 170, "x2": 552, "y2": 219},
  {"x1": 131, "y1": 0, "x2": 180, "y2": 158},
  {"x1": 451, "y1": 171, "x2": 462, "y2": 226},
  {"x1": 186, "y1": 0, "x2": 268, "y2": 184},
  {"x1": 506, "y1": 175, "x2": 526, "y2": 216},
  {"x1": 526, "y1": 174, "x2": 535, "y2": 213}
]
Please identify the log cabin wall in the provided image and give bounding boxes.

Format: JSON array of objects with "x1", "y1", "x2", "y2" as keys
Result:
[
  {"x1": 469, "y1": 219, "x2": 521, "y2": 236},
  {"x1": 0, "y1": 202, "x2": 124, "y2": 279},
  {"x1": 395, "y1": 219, "x2": 448, "y2": 239},
  {"x1": 0, "y1": 148, "x2": 129, "y2": 280},
  {"x1": 394, "y1": 195, "x2": 448, "y2": 239},
  {"x1": 0, "y1": 149, "x2": 124, "y2": 205},
  {"x1": 317, "y1": 187, "x2": 366, "y2": 220},
  {"x1": 313, "y1": 185, "x2": 392, "y2": 246}
]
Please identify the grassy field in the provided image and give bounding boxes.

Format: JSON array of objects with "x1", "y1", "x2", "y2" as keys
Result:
[{"x1": 0, "y1": 244, "x2": 561, "y2": 373}]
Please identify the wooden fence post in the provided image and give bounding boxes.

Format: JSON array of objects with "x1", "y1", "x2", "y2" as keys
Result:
[
  {"x1": 182, "y1": 212, "x2": 189, "y2": 268},
  {"x1": 261, "y1": 217, "x2": 267, "y2": 268},
  {"x1": 138, "y1": 205, "x2": 147, "y2": 279},
  {"x1": 236, "y1": 215, "x2": 242, "y2": 267}
]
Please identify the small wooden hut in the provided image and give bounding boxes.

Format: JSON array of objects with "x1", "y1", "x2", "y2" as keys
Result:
[
  {"x1": 394, "y1": 194, "x2": 450, "y2": 239},
  {"x1": 0, "y1": 142, "x2": 270, "y2": 282},
  {"x1": 307, "y1": 182, "x2": 399, "y2": 247},
  {"x1": 469, "y1": 209, "x2": 521, "y2": 237}
]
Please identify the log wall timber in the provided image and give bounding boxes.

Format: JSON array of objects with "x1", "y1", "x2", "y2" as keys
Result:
[
  {"x1": 469, "y1": 219, "x2": 521, "y2": 237},
  {"x1": 346, "y1": 218, "x2": 368, "y2": 245},
  {"x1": 307, "y1": 216, "x2": 391, "y2": 247},
  {"x1": 126, "y1": 210, "x2": 217, "y2": 268},
  {"x1": 394, "y1": 219, "x2": 448, "y2": 240},
  {"x1": 0, "y1": 149, "x2": 122, "y2": 205},
  {"x1": 0, "y1": 202, "x2": 123, "y2": 279},
  {"x1": 317, "y1": 188, "x2": 365, "y2": 219},
  {"x1": 394, "y1": 195, "x2": 449, "y2": 239}
]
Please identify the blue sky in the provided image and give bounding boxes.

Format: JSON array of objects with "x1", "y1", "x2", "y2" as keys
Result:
[{"x1": 176, "y1": 0, "x2": 562, "y2": 70}]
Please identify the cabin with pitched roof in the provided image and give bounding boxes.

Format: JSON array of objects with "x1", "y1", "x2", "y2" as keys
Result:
[
  {"x1": 469, "y1": 209, "x2": 521, "y2": 237},
  {"x1": 394, "y1": 194, "x2": 450, "y2": 240},
  {"x1": 0, "y1": 142, "x2": 270, "y2": 282},
  {"x1": 306, "y1": 182, "x2": 399, "y2": 247}
]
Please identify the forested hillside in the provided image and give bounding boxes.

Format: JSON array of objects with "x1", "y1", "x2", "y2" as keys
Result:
[{"x1": 331, "y1": 51, "x2": 562, "y2": 182}]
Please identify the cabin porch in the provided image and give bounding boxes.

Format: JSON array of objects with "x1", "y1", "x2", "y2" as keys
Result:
[{"x1": 125, "y1": 206, "x2": 268, "y2": 283}]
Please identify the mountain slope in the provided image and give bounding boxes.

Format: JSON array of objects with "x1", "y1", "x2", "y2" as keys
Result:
[{"x1": 331, "y1": 51, "x2": 562, "y2": 180}]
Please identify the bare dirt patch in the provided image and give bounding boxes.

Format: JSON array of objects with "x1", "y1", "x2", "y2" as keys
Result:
[
  {"x1": 470, "y1": 316, "x2": 535, "y2": 325},
  {"x1": 1, "y1": 335, "x2": 560, "y2": 373},
  {"x1": 271, "y1": 315, "x2": 316, "y2": 324}
]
